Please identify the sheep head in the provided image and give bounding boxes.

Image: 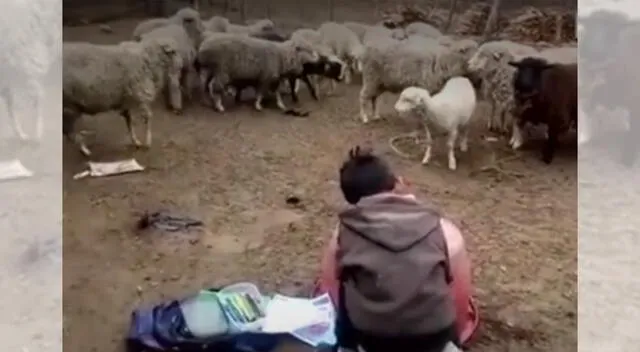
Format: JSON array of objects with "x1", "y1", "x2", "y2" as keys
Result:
[
  {"x1": 395, "y1": 87, "x2": 431, "y2": 115},
  {"x1": 509, "y1": 57, "x2": 553, "y2": 98}
]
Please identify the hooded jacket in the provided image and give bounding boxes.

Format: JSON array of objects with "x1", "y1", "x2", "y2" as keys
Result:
[{"x1": 337, "y1": 192, "x2": 456, "y2": 336}]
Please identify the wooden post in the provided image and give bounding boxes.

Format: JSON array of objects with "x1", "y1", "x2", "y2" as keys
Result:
[
  {"x1": 444, "y1": 0, "x2": 459, "y2": 33},
  {"x1": 483, "y1": 0, "x2": 502, "y2": 37},
  {"x1": 328, "y1": 0, "x2": 335, "y2": 21}
]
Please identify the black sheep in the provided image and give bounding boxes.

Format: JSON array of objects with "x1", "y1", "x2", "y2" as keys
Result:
[{"x1": 509, "y1": 57, "x2": 577, "y2": 164}]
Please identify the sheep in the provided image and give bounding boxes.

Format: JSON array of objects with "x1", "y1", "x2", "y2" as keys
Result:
[
  {"x1": 536, "y1": 46, "x2": 577, "y2": 64},
  {"x1": 62, "y1": 38, "x2": 183, "y2": 156},
  {"x1": 139, "y1": 24, "x2": 201, "y2": 102},
  {"x1": 508, "y1": 57, "x2": 577, "y2": 163},
  {"x1": 467, "y1": 43, "x2": 521, "y2": 134},
  {"x1": 1, "y1": 0, "x2": 61, "y2": 141},
  {"x1": 198, "y1": 32, "x2": 343, "y2": 104},
  {"x1": 358, "y1": 40, "x2": 478, "y2": 123},
  {"x1": 290, "y1": 28, "x2": 347, "y2": 94},
  {"x1": 403, "y1": 22, "x2": 442, "y2": 39},
  {"x1": 466, "y1": 39, "x2": 537, "y2": 119},
  {"x1": 132, "y1": 7, "x2": 204, "y2": 41},
  {"x1": 227, "y1": 19, "x2": 276, "y2": 36},
  {"x1": 394, "y1": 77, "x2": 477, "y2": 170},
  {"x1": 196, "y1": 35, "x2": 319, "y2": 112},
  {"x1": 317, "y1": 22, "x2": 365, "y2": 83},
  {"x1": 217, "y1": 54, "x2": 345, "y2": 104},
  {"x1": 204, "y1": 15, "x2": 230, "y2": 32}
]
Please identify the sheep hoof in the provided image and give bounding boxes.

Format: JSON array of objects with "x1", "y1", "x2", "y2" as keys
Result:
[
  {"x1": 80, "y1": 145, "x2": 92, "y2": 157},
  {"x1": 448, "y1": 162, "x2": 457, "y2": 170}
]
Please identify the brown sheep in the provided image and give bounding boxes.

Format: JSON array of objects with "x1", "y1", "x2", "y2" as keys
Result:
[{"x1": 508, "y1": 57, "x2": 577, "y2": 164}]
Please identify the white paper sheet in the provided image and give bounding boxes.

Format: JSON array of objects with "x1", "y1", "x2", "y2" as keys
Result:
[
  {"x1": 261, "y1": 294, "x2": 328, "y2": 334},
  {"x1": 73, "y1": 159, "x2": 145, "y2": 180},
  {"x1": 0, "y1": 159, "x2": 33, "y2": 181}
]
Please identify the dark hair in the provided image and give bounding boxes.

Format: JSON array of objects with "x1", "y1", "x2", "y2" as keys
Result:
[{"x1": 339, "y1": 146, "x2": 396, "y2": 204}]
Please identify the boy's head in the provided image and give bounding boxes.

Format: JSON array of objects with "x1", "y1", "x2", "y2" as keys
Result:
[{"x1": 339, "y1": 146, "x2": 399, "y2": 204}]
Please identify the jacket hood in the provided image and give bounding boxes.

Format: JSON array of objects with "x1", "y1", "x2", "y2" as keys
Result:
[{"x1": 338, "y1": 193, "x2": 441, "y2": 252}]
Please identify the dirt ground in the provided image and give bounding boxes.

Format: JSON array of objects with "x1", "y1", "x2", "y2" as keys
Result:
[{"x1": 62, "y1": 4, "x2": 577, "y2": 352}]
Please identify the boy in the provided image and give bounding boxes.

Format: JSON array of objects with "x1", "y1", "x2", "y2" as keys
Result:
[{"x1": 334, "y1": 146, "x2": 460, "y2": 352}]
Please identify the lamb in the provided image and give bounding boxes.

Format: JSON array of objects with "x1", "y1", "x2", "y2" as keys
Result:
[
  {"x1": 358, "y1": 40, "x2": 478, "y2": 123},
  {"x1": 63, "y1": 38, "x2": 183, "y2": 156},
  {"x1": 394, "y1": 77, "x2": 477, "y2": 170},
  {"x1": 508, "y1": 57, "x2": 577, "y2": 164},
  {"x1": 196, "y1": 35, "x2": 319, "y2": 112},
  {"x1": 317, "y1": 22, "x2": 365, "y2": 83},
  {"x1": 132, "y1": 7, "x2": 204, "y2": 41},
  {"x1": 139, "y1": 24, "x2": 201, "y2": 102},
  {"x1": 467, "y1": 44, "x2": 521, "y2": 134},
  {"x1": 403, "y1": 22, "x2": 442, "y2": 39},
  {"x1": 290, "y1": 28, "x2": 347, "y2": 94}
]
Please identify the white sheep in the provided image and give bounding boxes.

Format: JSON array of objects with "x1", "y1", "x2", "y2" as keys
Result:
[
  {"x1": 63, "y1": 38, "x2": 183, "y2": 156},
  {"x1": 227, "y1": 19, "x2": 275, "y2": 36},
  {"x1": 132, "y1": 7, "x2": 203, "y2": 41},
  {"x1": 467, "y1": 44, "x2": 519, "y2": 134},
  {"x1": 204, "y1": 15, "x2": 230, "y2": 32},
  {"x1": 404, "y1": 22, "x2": 442, "y2": 38},
  {"x1": 536, "y1": 46, "x2": 577, "y2": 64},
  {"x1": 394, "y1": 77, "x2": 477, "y2": 170},
  {"x1": 196, "y1": 35, "x2": 319, "y2": 112},
  {"x1": 317, "y1": 22, "x2": 365, "y2": 83},
  {"x1": 140, "y1": 24, "x2": 201, "y2": 102},
  {"x1": 358, "y1": 40, "x2": 478, "y2": 123},
  {"x1": 1, "y1": 0, "x2": 60, "y2": 141}
]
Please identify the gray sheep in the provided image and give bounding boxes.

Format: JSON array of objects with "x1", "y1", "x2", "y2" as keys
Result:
[
  {"x1": 196, "y1": 35, "x2": 319, "y2": 112},
  {"x1": 140, "y1": 24, "x2": 202, "y2": 103},
  {"x1": 132, "y1": 7, "x2": 204, "y2": 41},
  {"x1": 359, "y1": 40, "x2": 477, "y2": 123},
  {"x1": 403, "y1": 22, "x2": 442, "y2": 39},
  {"x1": 467, "y1": 47, "x2": 518, "y2": 135},
  {"x1": 63, "y1": 38, "x2": 183, "y2": 156}
]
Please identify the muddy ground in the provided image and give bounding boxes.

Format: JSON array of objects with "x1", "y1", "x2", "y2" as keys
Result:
[{"x1": 62, "y1": 5, "x2": 577, "y2": 352}]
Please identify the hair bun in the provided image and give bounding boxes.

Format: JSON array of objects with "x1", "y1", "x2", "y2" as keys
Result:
[{"x1": 348, "y1": 146, "x2": 375, "y2": 164}]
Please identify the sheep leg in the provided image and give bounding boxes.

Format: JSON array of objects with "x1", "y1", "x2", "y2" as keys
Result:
[
  {"x1": 275, "y1": 91, "x2": 287, "y2": 111},
  {"x1": 2, "y1": 87, "x2": 29, "y2": 141},
  {"x1": 621, "y1": 113, "x2": 638, "y2": 166},
  {"x1": 29, "y1": 81, "x2": 45, "y2": 140},
  {"x1": 313, "y1": 76, "x2": 321, "y2": 98},
  {"x1": 288, "y1": 77, "x2": 299, "y2": 103},
  {"x1": 329, "y1": 79, "x2": 337, "y2": 94},
  {"x1": 459, "y1": 124, "x2": 469, "y2": 152},
  {"x1": 344, "y1": 68, "x2": 352, "y2": 84},
  {"x1": 371, "y1": 96, "x2": 381, "y2": 121},
  {"x1": 301, "y1": 75, "x2": 318, "y2": 101},
  {"x1": 447, "y1": 128, "x2": 459, "y2": 170},
  {"x1": 509, "y1": 119, "x2": 525, "y2": 150},
  {"x1": 121, "y1": 110, "x2": 143, "y2": 147},
  {"x1": 542, "y1": 126, "x2": 558, "y2": 164},
  {"x1": 421, "y1": 124, "x2": 433, "y2": 165},
  {"x1": 487, "y1": 101, "x2": 496, "y2": 132},
  {"x1": 254, "y1": 93, "x2": 264, "y2": 111},
  {"x1": 64, "y1": 110, "x2": 91, "y2": 156},
  {"x1": 359, "y1": 88, "x2": 371, "y2": 123}
]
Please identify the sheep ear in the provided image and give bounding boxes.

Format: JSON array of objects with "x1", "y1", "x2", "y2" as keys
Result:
[{"x1": 508, "y1": 61, "x2": 520, "y2": 68}]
